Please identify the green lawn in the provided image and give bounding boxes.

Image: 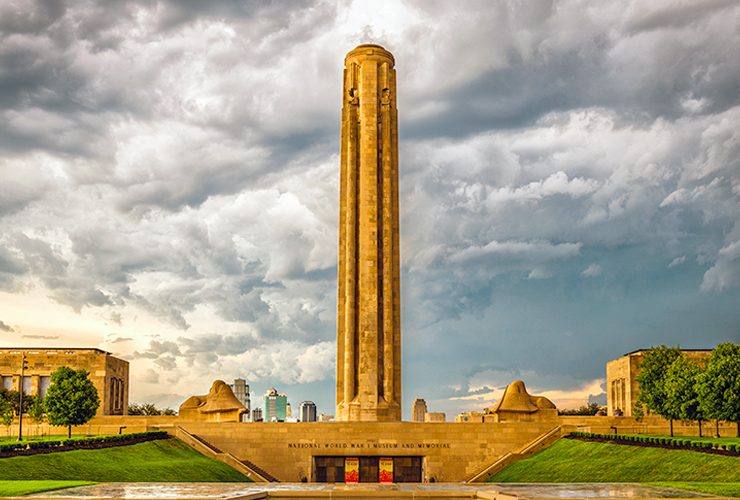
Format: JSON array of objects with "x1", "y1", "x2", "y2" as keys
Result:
[
  {"x1": 490, "y1": 438, "x2": 740, "y2": 484},
  {"x1": 0, "y1": 438, "x2": 249, "y2": 482},
  {"x1": 0, "y1": 480, "x2": 95, "y2": 497}
]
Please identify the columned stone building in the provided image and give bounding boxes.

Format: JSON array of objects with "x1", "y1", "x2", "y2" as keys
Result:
[
  {"x1": 606, "y1": 348, "x2": 712, "y2": 416},
  {"x1": 336, "y1": 44, "x2": 401, "y2": 422},
  {"x1": 0, "y1": 347, "x2": 129, "y2": 416}
]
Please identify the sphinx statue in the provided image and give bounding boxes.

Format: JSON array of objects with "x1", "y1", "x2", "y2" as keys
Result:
[
  {"x1": 179, "y1": 380, "x2": 246, "y2": 422},
  {"x1": 485, "y1": 380, "x2": 558, "y2": 423}
]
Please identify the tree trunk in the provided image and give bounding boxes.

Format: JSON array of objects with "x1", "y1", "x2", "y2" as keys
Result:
[
  {"x1": 698, "y1": 420, "x2": 702, "y2": 437},
  {"x1": 715, "y1": 419, "x2": 720, "y2": 438},
  {"x1": 68, "y1": 425, "x2": 71, "y2": 439},
  {"x1": 669, "y1": 419, "x2": 674, "y2": 437}
]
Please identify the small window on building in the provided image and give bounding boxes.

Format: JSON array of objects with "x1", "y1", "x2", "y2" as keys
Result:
[
  {"x1": 1, "y1": 376, "x2": 12, "y2": 390},
  {"x1": 28, "y1": 351, "x2": 39, "y2": 354},
  {"x1": 39, "y1": 376, "x2": 51, "y2": 398},
  {"x1": 46, "y1": 351, "x2": 58, "y2": 354},
  {"x1": 64, "y1": 351, "x2": 75, "y2": 354},
  {"x1": 22, "y1": 376, "x2": 32, "y2": 394}
]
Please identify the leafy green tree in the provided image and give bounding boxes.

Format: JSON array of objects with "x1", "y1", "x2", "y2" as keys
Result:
[
  {"x1": 664, "y1": 354, "x2": 705, "y2": 436},
  {"x1": 128, "y1": 402, "x2": 177, "y2": 416},
  {"x1": 0, "y1": 396, "x2": 13, "y2": 433},
  {"x1": 44, "y1": 367, "x2": 100, "y2": 438},
  {"x1": 0, "y1": 388, "x2": 27, "y2": 415},
  {"x1": 635, "y1": 345, "x2": 682, "y2": 436},
  {"x1": 28, "y1": 394, "x2": 46, "y2": 425},
  {"x1": 140, "y1": 403, "x2": 161, "y2": 416},
  {"x1": 697, "y1": 342, "x2": 740, "y2": 437},
  {"x1": 559, "y1": 403, "x2": 602, "y2": 416},
  {"x1": 127, "y1": 402, "x2": 143, "y2": 415}
]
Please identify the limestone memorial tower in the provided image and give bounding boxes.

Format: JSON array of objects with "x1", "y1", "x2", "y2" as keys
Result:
[{"x1": 336, "y1": 44, "x2": 401, "y2": 422}]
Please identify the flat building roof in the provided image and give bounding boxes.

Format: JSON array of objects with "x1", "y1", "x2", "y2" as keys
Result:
[
  {"x1": 0, "y1": 347, "x2": 113, "y2": 355},
  {"x1": 623, "y1": 348, "x2": 713, "y2": 356}
]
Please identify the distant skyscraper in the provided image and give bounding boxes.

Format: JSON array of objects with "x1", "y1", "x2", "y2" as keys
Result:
[
  {"x1": 251, "y1": 407, "x2": 263, "y2": 422},
  {"x1": 230, "y1": 378, "x2": 251, "y2": 420},
  {"x1": 411, "y1": 398, "x2": 427, "y2": 422},
  {"x1": 299, "y1": 401, "x2": 317, "y2": 422},
  {"x1": 264, "y1": 387, "x2": 288, "y2": 422}
]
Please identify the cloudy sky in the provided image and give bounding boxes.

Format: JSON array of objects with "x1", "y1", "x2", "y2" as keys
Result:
[{"x1": 1, "y1": 0, "x2": 739, "y2": 418}]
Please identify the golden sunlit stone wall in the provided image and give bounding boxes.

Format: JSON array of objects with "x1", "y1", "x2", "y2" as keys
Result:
[
  {"x1": 0, "y1": 347, "x2": 128, "y2": 416},
  {"x1": 175, "y1": 421, "x2": 557, "y2": 482},
  {"x1": 560, "y1": 414, "x2": 738, "y2": 436}
]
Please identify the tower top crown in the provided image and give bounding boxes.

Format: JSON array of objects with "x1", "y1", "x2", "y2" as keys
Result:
[{"x1": 345, "y1": 44, "x2": 395, "y2": 65}]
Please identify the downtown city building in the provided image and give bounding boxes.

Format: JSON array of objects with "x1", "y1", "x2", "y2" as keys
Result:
[{"x1": 299, "y1": 401, "x2": 317, "y2": 422}]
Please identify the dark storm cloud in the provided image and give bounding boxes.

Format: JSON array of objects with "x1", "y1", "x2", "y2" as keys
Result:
[
  {"x1": 22, "y1": 334, "x2": 59, "y2": 339},
  {"x1": 153, "y1": 0, "x2": 320, "y2": 31},
  {"x1": 108, "y1": 336, "x2": 132, "y2": 343},
  {"x1": 403, "y1": 0, "x2": 740, "y2": 140},
  {"x1": 624, "y1": 0, "x2": 738, "y2": 34},
  {"x1": 0, "y1": 0, "x2": 65, "y2": 35},
  {"x1": 0, "y1": 245, "x2": 28, "y2": 291},
  {"x1": 1, "y1": 0, "x2": 739, "y2": 413},
  {"x1": 177, "y1": 334, "x2": 259, "y2": 365}
]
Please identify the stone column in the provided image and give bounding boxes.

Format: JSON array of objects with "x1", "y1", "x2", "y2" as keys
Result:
[{"x1": 336, "y1": 44, "x2": 401, "y2": 422}]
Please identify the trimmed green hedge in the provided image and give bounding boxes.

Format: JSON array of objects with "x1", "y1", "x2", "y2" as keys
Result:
[
  {"x1": 569, "y1": 432, "x2": 738, "y2": 454},
  {"x1": 0, "y1": 431, "x2": 168, "y2": 455}
]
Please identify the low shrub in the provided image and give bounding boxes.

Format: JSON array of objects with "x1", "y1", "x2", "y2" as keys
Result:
[
  {"x1": 568, "y1": 432, "x2": 738, "y2": 456},
  {"x1": 0, "y1": 431, "x2": 168, "y2": 456}
]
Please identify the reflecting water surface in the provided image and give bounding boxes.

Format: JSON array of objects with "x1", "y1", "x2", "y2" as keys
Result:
[
  {"x1": 492, "y1": 483, "x2": 711, "y2": 498},
  {"x1": 35, "y1": 482, "x2": 710, "y2": 499}
]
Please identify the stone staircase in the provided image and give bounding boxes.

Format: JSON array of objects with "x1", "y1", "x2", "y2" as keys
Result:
[
  {"x1": 239, "y1": 457, "x2": 279, "y2": 483},
  {"x1": 466, "y1": 425, "x2": 566, "y2": 483},
  {"x1": 173, "y1": 425, "x2": 278, "y2": 482}
]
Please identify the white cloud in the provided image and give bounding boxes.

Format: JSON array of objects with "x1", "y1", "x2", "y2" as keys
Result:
[
  {"x1": 582, "y1": 264, "x2": 603, "y2": 277},
  {"x1": 701, "y1": 239, "x2": 740, "y2": 292},
  {"x1": 668, "y1": 256, "x2": 686, "y2": 268},
  {"x1": 450, "y1": 240, "x2": 582, "y2": 265}
]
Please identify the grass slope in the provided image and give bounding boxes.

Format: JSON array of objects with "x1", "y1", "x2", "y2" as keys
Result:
[
  {"x1": 491, "y1": 439, "x2": 740, "y2": 488},
  {"x1": 0, "y1": 480, "x2": 95, "y2": 497},
  {"x1": 0, "y1": 438, "x2": 248, "y2": 482}
]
